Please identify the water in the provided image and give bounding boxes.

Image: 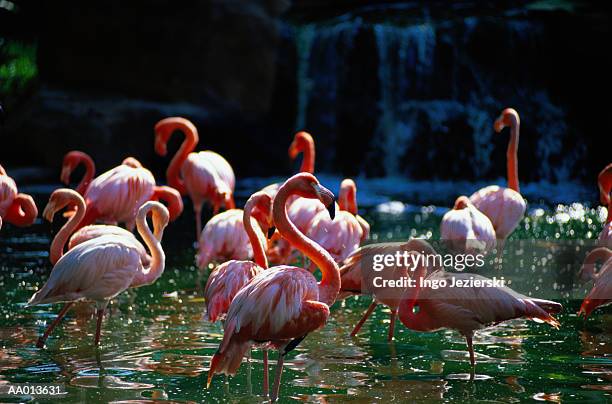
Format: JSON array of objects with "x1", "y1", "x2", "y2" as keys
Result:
[{"x1": 0, "y1": 182, "x2": 611, "y2": 402}]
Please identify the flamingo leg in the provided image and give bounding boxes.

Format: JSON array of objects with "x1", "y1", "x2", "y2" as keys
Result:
[
  {"x1": 388, "y1": 310, "x2": 397, "y2": 342},
  {"x1": 36, "y1": 302, "x2": 73, "y2": 348},
  {"x1": 270, "y1": 350, "x2": 285, "y2": 402},
  {"x1": 94, "y1": 306, "x2": 105, "y2": 346},
  {"x1": 194, "y1": 200, "x2": 204, "y2": 242},
  {"x1": 262, "y1": 349, "x2": 269, "y2": 398},
  {"x1": 465, "y1": 334, "x2": 475, "y2": 366},
  {"x1": 350, "y1": 301, "x2": 377, "y2": 337}
]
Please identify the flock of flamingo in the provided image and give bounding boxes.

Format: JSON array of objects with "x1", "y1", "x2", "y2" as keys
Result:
[{"x1": 0, "y1": 108, "x2": 611, "y2": 401}]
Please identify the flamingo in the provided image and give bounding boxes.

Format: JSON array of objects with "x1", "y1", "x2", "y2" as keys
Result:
[
  {"x1": 0, "y1": 164, "x2": 38, "y2": 227},
  {"x1": 305, "y1": 180, "x2": 368, "y2": 264},
  {"x1": 60, "y1": 151, "x2": 96, "y2": 197},
  {"x1": 203, "y1": 191, "x2": 272, "y2": 396},
  {"x1": 597, "y1": 164, "x2": 612, "y2": 247},
  {"x1": 76, "y1": 159, "x2": 183, "y2": 231},
  {"x1": 338, "y1": 179, "x2": 370, "y2": 242},
  {"x1": 578, "y1": 247, "x2": 612, "y2": 317},
  {"x1": 469, "y1": 108, "x2": 526, "y2": 252},
  {"x1": 207, "y1": 173, "x2": 338, "y2": 402},
  {"x1": 28, "y1": 201, "x2": 169, "y2": 348},
  {"x1": 196, "y1": 194, "x2": 272, "y2": 271},
  {"x1": 440, "y1": 196, "x2": 496, "y2": 255},
  {"x1": 339, "y1": 239, "x2": 441, "y2": 341},
  {"x1": 154, "y1": 117, "x2": 235, "y2": 239},
  {"x1": 398, "y1": 263, "x2": 562, "y2": 366},
  {"x1": 42, "y1": 188, "x2": 162, "y2": 266}
]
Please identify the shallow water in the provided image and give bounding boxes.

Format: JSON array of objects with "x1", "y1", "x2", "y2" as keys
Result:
[{"x1": 0, "y1": 189, "x2": 611, "y2": 403}]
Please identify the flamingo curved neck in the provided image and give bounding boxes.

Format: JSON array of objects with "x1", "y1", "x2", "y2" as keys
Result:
[
  {"x1": 76, "y1": 155, "x2": 96, "y2": 195},
  {"x1": 167, "y1": 123, "x2": 199, "y2": 195},
  {"x1": 243, "y1": 201, "x2": 268, "y2": 269},
  {"x1": 51, "y1": 194, "x2": 86, "y2": 264},
  {"x1": 299, "y1": 141, "x2": 315, "y2": 174},
  {"x1": 274, "y1": 186, "x2": 339, "y2": 306},
  {"x1": 339, "y1": 183, "x2": 357, "y2": 214},
  {"x1": 131, "y1": 208, "x2": 166, "y2": 287},
  {"x1": 152, "y1": 186, "x2": 183, "y2": 222},
  {"x1": 506, "y1": 114, "x2": 520, "y2": 193},
  {"x1": 5, "y1": 194, "x2": 37, "y2": 227}
]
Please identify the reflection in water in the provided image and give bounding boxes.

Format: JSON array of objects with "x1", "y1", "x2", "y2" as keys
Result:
[{"x1": 0, "y1": 204, "x2": 610, "y2": 402}]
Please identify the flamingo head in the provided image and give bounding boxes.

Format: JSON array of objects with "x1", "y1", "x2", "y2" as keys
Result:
[
  {"x1": 285, "y1": 172, "x2": 335, "y2": 220},
  {"x1": 61, "y1": 151, "x2": 90, "y2": 185},
  {"x1": 43, "y1": 188, "x2": 81, "y2": 222},
  {"x1": 453, "y1": 196, "x2": 470, "y2": 210},
  {"x1": 598, "y1": 163, "x2": 612, "y2": 206},
  {"x1": 288, "y1": 131, "x2": 314, "y2": 160},
  {"x1": 494, "y1": 108, "x2": 520, "y2": 133},
  {"x1": 121, "y1": 157, "x2": 143, "y2": 168},
  {"x1": 139, "y1": 201, "x2": 170, "y2": 238}
]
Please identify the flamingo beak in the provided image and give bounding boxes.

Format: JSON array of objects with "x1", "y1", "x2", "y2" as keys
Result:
[
  {"x1": 327, "y1": 201, "x2": 336, "y2": 221},
  {"x1": 60, "y1": 165, "x2": 71, "y2": 185},
  {"x1": 42, "y1": 201, "x2": 58, "y2": 223},
  {"x1": 267, "y1": 226, "x2": 276, "y2": 239}
]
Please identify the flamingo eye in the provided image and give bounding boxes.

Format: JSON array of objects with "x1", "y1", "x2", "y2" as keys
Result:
[{"x1": 413, "y1": 305, "x2": 420, "y2": 314}]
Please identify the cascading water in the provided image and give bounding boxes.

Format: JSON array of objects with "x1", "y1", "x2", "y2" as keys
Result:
[{"x1": 288, "y1": 7, "x2": 587, "y2": 186}]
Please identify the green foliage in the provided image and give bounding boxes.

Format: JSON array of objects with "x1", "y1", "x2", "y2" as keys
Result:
[{"x1": 0, "y1": 39, "x2": 38, "y2": 97}]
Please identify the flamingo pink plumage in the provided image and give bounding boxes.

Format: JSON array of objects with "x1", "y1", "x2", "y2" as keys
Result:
[
  {"x1": 597, "y1": 164, "x2": 612, "y2": 247},
  {"x1": 339, "y1": 239, "x2": 441, "y2": 341},
  {"x1": 338, "y1": 179, "x2": 370, "y2": 242},
  {"x1": 28, "y1": 201, "x2": 169, "y2": 348},
  {"x1": 43, "y1": 188, "x2": 159, "y2": 267},
  {"x1": 76, "y1": 159, "x2": 182, "y2": 231},
  {"x1": 578, "y1": 247, "x2": 612, "y2": 317},
  {"x1": 207, "y1": 173, "x2": 338, "y2": 402},
  {"x1": 398, "y1": 263, "x2": 562, "y2": 366},
  {"x1": 469, "y1": 108, "x2": 526, "y2": 251},
  {"x1": 0, "y1": 164, "x2": 38, "y2": 227},
  {"x1": 154, "y1": 117, "x2": 235, "y2": 240},
  {"x1": 196, "y1": 195, "x2": 272, "y2": 270},
  {"x1": 440, "y1": 196, "x2": 496, "y2": 255}
]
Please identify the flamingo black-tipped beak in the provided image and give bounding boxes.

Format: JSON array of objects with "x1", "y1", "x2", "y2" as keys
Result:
[
  {"x1": 267, "y1": 226, "x2": 276, "y2": 239},
  {"x1": 327, "y1": 200, "x2": 336, "y2": 221}
]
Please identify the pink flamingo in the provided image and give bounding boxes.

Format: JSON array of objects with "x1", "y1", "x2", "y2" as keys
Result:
[
  {"x1": 306, "y1": 180, "x2": 368, "y2": 264},
  {"x1": 77, "y1": 159, "x2": 182, "y2": 231},
  {"x1": 578, "y1": 247, "x2": 612, "y2": 317},
  {"x1": 207, "y1": 173, "x2": 338, "y2": 402},
  {"x1": 469, "y1": 108, "x2": 526, "y2": 251},
  {"x1": 339, "y1": 239, "x2": 441, "y2": 341},
  {"x1": 597, "y1": 164, "x2": 612, "y2": 247},
  {"x1": 42, "y1": 188, "x2": 161, "y2": 266},
  {"x1": 154, "y1": 117, "x2": 235, "y2": 239},
  {"x1": 0, "y1": 164, "x2": 38, "y2": 227},
  {"x1": 398, "y1": 263, "x2": 562, "y2": 366},
  {"x1": 196, "y1": 195, "x2": 272, "y2": 270},
  {"x1": 28, "y1": 201, "x2": 169, "y2": 348},
  {"x1": 61, "y1": 151, "x2": 96, "y2": 197},
  {"x1": 440, "y1": 196, "x2": 496, "y2": 255},
  {"x1": 338, "y1": 179, "x2": 370, "y2": 242},
  {"x1": 203, "y1": 191, "x2": 272, "y2": 396}
]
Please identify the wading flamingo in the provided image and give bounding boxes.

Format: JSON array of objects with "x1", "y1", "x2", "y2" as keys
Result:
[
  {"x1": 207, "y1": 173, "x2": 338, "y2": 402},
  {"x1": 578, "y1": 247, "x2": 612, "y2": 317},
  {"x1": 203, "y1": 191, "x2": 272, "y2": 396},
  {"x1": 440, "y1": 196, "x2": 496, "y2": 255},
  {"x1": 339, "y1": 239, "x2": 441, "y2": 341},
  {"x1": 154, "y1": 117, "x2": 235, "y2": 239},
  {"x1": 77, "y1": 160, "x2": 182, "y2": 231},
  {"x1": 469, "y1": 108, "x2": 526, "y2": 252},
  {"x1": 28, "y1": 201, "x2": 169, "y2": 348},
  {"x1": 398, "y1": 264, "x2": 562, "y2": 366},
  {"x1": 597, "y1": 164, "x2": 612, "y2": 247},
  {"x1": 306, "y1": 180, "x2": 368, "y2": 264},
  {"x1": 43, "y1": 188, "x2": 162, "y2": 266},
  {"x1": 196, "y1": 194, "x2": 272, "y2": 271},
  {"x1": 338, "y1": 179, "x2": 370, "y2": 242},
  {"x1": 0, "y1": 164, "x2": 38, "y2": 227}
]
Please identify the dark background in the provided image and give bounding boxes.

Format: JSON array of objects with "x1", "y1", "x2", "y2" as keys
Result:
[{"x1": 0, "y1": 1, "x2": 609, "y2": 187}]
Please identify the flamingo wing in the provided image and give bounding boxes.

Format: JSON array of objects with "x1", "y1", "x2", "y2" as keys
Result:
[
  {"x1": 69, "y1": 225, "x2": 151, "y2": 266},
  {"x1": 27, "y1": 236, "x2": 141, "y2": 306}
]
